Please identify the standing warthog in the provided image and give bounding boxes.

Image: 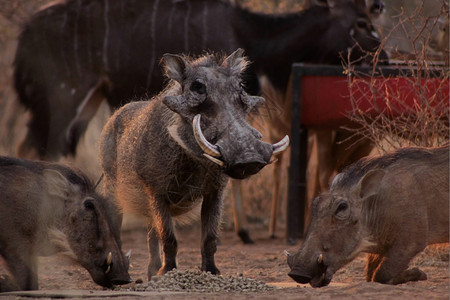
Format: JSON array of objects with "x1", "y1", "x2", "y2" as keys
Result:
[
  {"x1": 286, "y1": 145, "x2": 449, "y2": 287},
  {"x1": 99, "y1": 49, "x2": 289, "y2": 279},
  {"x1": 0, "y1": 156, "x2": 131, "y2": 291}
]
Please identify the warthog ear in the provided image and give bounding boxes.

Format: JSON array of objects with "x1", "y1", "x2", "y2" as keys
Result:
[
  {"x1": 355, "y1": 169, "x2": 386, "y2": 199},
  {"x1": 43, "y1": 169, "x2": 72, "y2": 199},
  {"x1": 222, "y1": 48, "x2": 249, "y2": 75},
  {"x1": 162, "y1": 53, "x2": 190, "y2": 83}
]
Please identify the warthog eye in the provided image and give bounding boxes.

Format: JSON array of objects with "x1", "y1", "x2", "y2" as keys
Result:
[
  {"x1": 334, "y1": 201, "x2": 349, "y2": 220},
  {"x1": 83, "y1": 198, "x2": 95, "y2": 210},
  {"x1": 190, "y1": 79, "x2": 206, "y2": 95}
]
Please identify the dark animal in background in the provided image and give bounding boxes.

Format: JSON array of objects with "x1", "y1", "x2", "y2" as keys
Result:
[
  {"x1": 13, "y1": 0, "x2": 387, "y2": 242},
  {"x1": 99, "y1": 49, "x2": 289, "y2": 279},
  {"x1": 0, "y1": 157, "x2": 131, "y2": 291},
  {"x1": 14, "y1": 0, "x2": 385, "y2": 159},
  {"x1": 286, "y1": 145, "x2": 449, "y2": 287}
]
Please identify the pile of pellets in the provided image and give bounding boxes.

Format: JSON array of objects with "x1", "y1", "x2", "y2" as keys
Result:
[{"x1": 118, "y1": 269, "x2": 277, "y2": 293}]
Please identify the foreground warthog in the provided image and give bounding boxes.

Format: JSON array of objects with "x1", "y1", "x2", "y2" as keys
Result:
[
  {"x1": 0, "y1": 156, "x2": 131, "y2": 291},
  {"x1": 99, "y1": 49, "x2": 289, "y2": 279},
  {"x1": 286, "y1": 145, "x2": 449, "y2": 287}
]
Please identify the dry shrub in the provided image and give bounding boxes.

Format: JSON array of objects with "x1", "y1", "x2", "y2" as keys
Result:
[{"x1": 344, "y1": 1, "x2": 449, "y2": 154}]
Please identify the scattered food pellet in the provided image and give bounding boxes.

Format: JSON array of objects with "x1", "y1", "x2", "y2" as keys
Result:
[{"x1": 117, "y1": 269, "x2": 277, "y2": 293}]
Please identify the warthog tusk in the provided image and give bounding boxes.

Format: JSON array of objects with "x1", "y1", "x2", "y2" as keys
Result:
[
  {"x1": 193, "y1": 114, "x2": 221, "y2": 158},
  {"x1": 317, "y1": 254, "x2": 323, "y2": 264},
  {"x1": 104, "y1": 252, "x2": 112, "y2": 274},
  {"x1": 106, "y1": 252, "x2": 112, "y2": 265},
  {"x1": 284, "y1": 250, "x2": 291, "y2": 257},
  {"x1": 125, "y1": 250, "x2": 131, "y2": 260},
  {"x1": 272, "y1": 135, "x2": 289, "y2": 155},
  {"x1": 203, "y1": 153, "x2": 225, "y2": 167}
]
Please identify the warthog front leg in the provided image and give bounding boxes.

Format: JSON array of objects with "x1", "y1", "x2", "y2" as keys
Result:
[
  {"x1": 3, "y1": 247, "x2": 38, "y2": 290},
  {"x1": 147, "y1": 226, "x2": 162, "y2": 280},
  {"x1": 200, "y1": 191, "x2": 223, "y2": 275},
  {"x1": 148, "y1": 198, "x2": 178, "y2": 279},
  {"x1": 368, "y1": 242, "x2": 427, "y2": 284}
]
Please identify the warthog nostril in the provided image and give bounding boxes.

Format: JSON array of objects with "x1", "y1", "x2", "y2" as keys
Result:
[{"x1": 227, "y1": 161, "x2": 266, "y2": 179}]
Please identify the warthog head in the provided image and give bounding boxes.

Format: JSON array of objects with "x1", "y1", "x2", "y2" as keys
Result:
[
  {"x1": 162, "y1": 48, "x2": 289, "y2": 179},
  {"x1": 286, "y1": 170, "x2": 383, "y2": 287},
  {"x1": 45, "y1": 169, "x2": 132, "y2": 287}
]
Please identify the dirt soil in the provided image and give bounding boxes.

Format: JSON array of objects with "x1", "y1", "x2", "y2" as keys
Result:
[{"x1": 1, "y1": 221, "x2": 448, "y2": 300}]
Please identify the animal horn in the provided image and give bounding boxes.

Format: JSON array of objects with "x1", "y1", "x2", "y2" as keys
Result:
[
  {"x1": 272, "y1": 135, "x2": 290, "y2": 155},
  {"x1": 317, "y1": 254, "x2": 323, "y2": 264},
  {"x1": 193, "y1": 114, "x2": 221, "y2": 158}
]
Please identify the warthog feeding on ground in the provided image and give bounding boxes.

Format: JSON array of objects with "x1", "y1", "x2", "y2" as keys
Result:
[
  {"x1": 286, "y1": 145, "x2": 449, "y2": 287},
  {"x1": 99, "y1": 49, "x2": 289, "y2": 279},
  {"x1": 0, "y1": 156, "x2": 131, "y2": 291}
]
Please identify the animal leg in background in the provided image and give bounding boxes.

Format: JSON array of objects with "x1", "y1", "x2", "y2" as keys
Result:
[{"x1": 230, "y1": 180, "x2": 253, "y2": 244}]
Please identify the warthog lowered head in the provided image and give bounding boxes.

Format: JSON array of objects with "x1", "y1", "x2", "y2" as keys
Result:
[
  {"x1": 0, "y1": 157, "x2": 131, "y2": 290},
  {"x1": 163, "y1": 48, "x2": 289, "y2": 179},
  {"x1": 56, "y1": 172, "x2": 132, "y2": 288},
  {"x1": 285, "y1": 171, "x2": 376, "y2": 287}
]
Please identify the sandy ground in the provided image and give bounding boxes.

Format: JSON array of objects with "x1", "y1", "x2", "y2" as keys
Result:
[{"x1": 0, "y1": 221, "x2": 448, "y2": 299}]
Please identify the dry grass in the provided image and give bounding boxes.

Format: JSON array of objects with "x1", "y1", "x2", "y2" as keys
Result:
[{"x1": 343, "y1": 1, "x2": 449, "y2": 153}]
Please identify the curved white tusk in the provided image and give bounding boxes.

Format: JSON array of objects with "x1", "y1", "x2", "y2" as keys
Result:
[
  {"x1": 193, "y1": 114, "x2": 221, "y2": 158},
  {"x1": 317, "y1": 254, "x2": 323, "y2": 264},
  {"x1": 106, "y1": 252, "x2": 112, "y2": 265},
  {"x1": 272, "y1": 135, "x2": 290, "y2": 155},
  {"x1": 105, "y1": 265, "x2": 111, "y2": 274},
  {"x1": 284, "y1": 250, "x2": 292, "y2": 257},
  {"x1": 203, "y1": 153, "x2": 225, "y2": 167},
  {"x1": 125, "y1": 250, "x2": 131, "y2": 260}
]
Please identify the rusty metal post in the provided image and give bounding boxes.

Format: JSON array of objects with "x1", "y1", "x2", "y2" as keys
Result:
[{"x1": 286, "y1": 64, "x2": 307, "y2": 245}]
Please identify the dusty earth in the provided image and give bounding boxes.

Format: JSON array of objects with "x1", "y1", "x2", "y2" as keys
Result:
[{"x1": 0, "y1": 220, "x2": 448, "y2": 299}]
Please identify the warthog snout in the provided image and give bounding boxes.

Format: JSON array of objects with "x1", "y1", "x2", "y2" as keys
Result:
[
  {"x1": 109, "y1": 275, "x2": 133, "y2": 286},
  {"x1": 226, "y1": 159, "x2": 267, "y2": 179},
  {"x1": 90, "y1": 251, "x2": 132, "y2": 287},
  {"x1": 193, "y1": 114, "x2": 289, "y2": 179},
  {"x1": 287, "y1": 251, "x2": 329, "y2": 287},
  {"x1": 288, "y1": 268, "x2": 312, "y2": 284}
]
